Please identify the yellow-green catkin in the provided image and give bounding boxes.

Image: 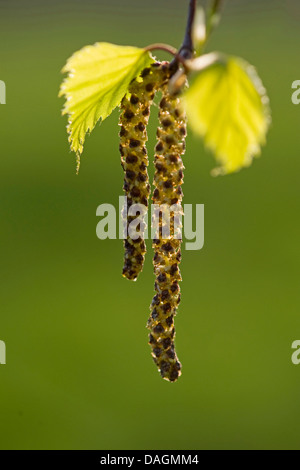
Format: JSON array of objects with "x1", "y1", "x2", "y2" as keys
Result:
[
  {"x1": 147, "y1": 79, "x2": 187, "y2": 382},
  {"x1": 119, "y1": 63, "x2": 170, "y2": 281}
]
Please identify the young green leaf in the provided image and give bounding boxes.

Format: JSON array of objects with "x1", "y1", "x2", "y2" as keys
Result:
[
  {"x1": 59, "y1": 43, "x2": 154, "y2": 171},
  {"x1": 184, "y1": 56, "x2": 271, "y2": 175}
]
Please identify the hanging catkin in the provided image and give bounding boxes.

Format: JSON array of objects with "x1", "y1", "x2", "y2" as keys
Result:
[
  {"x1": 147, "y1": 78, "x2": 187, "y2": 382},
  {"x1": 119, "y1": 62, "x2": 169, "y2": 281}
]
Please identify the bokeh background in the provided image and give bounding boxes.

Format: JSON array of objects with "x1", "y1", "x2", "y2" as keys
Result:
[{"x1": 0, "y1": 0, "x2": 300, "y2": 450}]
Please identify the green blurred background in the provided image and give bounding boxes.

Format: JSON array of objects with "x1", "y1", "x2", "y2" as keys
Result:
[{"x1": 0, "y1": 0, "x2": 300, "y2": 450}]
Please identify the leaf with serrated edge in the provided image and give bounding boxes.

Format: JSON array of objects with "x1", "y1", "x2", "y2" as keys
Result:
[
  {"x1": 184, "y1": 56, "x2": 271, "y2": 175},
  {"x1": 59, "y1": 42, "x2": 154, "y2": 171}
]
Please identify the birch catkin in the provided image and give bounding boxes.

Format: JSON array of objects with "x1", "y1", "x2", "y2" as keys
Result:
[
  {"x1": 148, "y1": 80, "x2": 187, "y2": 382},
  {"x1": 119, "y1": 63, "x2": 169, "y2": 281}
]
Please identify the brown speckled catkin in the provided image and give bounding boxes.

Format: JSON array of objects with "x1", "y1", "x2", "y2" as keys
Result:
[
  {"x1": 119, "y1": 62, "x2": 170, "y2": 281},
  {"x1": 148, "y1": 77, "x2": 187, "y2": 382}
]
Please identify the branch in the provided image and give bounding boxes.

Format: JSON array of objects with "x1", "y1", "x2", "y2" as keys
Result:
[
  {"x1": 211, "y1": 0, "x2": 223, "y2": 15},
  {"x1": 206, "y1": 0, "x2": 224, "y2": 38},
  {"x1": 178, "y1": 0, "x2": 197, "y2": 60},
  {"x1": 169, "y1": 0, "x2": 197, "y2": 72}
]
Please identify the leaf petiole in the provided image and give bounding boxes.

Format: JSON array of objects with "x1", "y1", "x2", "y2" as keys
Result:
[{"x1": 144, "y1": 43, "x2": 178, "y2": 57}]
